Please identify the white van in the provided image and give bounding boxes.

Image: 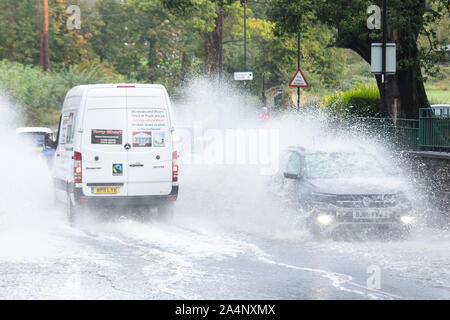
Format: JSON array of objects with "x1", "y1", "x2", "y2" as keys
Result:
[{"x1": 52, "y1": 84, "x2": 179, "y2": 222}]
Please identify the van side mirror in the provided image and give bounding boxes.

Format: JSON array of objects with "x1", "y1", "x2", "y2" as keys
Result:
[
  {"x1": 45, "y1": 134, "x2": 57, "y2": 149},
  {"x1": 284, "y1": 172, "x2": 302, "y2": 180}
]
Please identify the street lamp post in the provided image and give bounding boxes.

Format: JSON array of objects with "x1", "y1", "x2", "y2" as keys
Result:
[
  {"x1": 262, "y1": 72, "x2": 266, "y2": 106},
  {"x1": 381, "y1": 0, "x2": 387, "y2": 117},
  {"x1": 243, "y1": 0, "x2": 247, "y2": 106},
  {"x1": 297, "y1": 31, "x2": 300, "y2": 112}
]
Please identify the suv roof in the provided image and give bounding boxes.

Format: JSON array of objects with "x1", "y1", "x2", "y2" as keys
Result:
[
  {"x1": 287, "y1": 146, "x2": 306, "y2": 153},
  {"x1": 286, "y1": 145, "x2": 372, "y2": 155}
]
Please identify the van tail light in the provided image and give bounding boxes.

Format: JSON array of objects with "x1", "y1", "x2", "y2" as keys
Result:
[
  {"x1": 172, "y1": 151, "x2": 179, "y2": 182},
  {"x1": 74, "y1": 151, "x2": 82, "y2": 183}
]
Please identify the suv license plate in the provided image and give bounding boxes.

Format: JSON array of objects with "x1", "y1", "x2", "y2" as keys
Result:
[
  {"x1": 92, "y1": 187, "x2": 120, "y2": 194},
  {"x1": 353, "y1": 211, "x2": 389, "y2": 219}
]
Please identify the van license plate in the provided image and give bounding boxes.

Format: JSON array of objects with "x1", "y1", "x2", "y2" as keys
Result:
[{"x1": 92, "y1": 187, "x2": 120, "y2": 194}]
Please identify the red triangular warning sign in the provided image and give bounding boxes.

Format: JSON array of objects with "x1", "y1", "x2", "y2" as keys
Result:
[{"x1": 289, "y1": 68, "x2": 309, "y2": 87}]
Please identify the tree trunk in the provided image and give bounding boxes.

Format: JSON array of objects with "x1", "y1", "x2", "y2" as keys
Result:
[
  {"x1": 218, "y1": 6, "x2": 224, "y2": 86},
  {"x1": 42, "y1": 0, "x2": 50, "y2": 72},
  {"x1": 390, "y1": 64, "x2": 429, "y2": 119},
  {"x1": 37, "y1": 1, "x2": 44, "y2": 71},
  {"x1": 201, "y1": 6, "x2": 223, "y2": 80},
  {"x1": 389, "y1": 29, "x2": 429, "y2": 119},
  {"x1": 345, "y1": 30, "x2": 429, "y2": 119}
]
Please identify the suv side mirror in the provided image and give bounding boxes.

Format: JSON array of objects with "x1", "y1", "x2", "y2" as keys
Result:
[{"x1": 284, "y1": 172, "x2": 302, "y2": 180}]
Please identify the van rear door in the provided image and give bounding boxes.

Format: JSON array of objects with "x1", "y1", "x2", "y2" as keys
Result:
[
  {"x1": 81, "y1": 88, "x2": 128, "y2": 197},
  {"x1": 126, "y1": 88, "x2": 173, "y2": 196}
]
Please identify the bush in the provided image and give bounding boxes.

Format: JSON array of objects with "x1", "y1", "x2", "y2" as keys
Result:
[
  {"x1": 321, "y1": 84, "x2": 381, "y2": 118},
  {"x1": 0, "y1": 60, "x2": 128, "y2": 126}
]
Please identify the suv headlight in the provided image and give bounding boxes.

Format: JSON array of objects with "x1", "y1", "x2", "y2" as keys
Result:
[
  {"x1": 317, "y1": 214, "x2": 334, "y2": 225},
  {"x1": 400, "y1": 215, "x2": 414, "y2": 225}
]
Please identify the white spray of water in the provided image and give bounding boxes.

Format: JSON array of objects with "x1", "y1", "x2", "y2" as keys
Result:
[
  {"x1": 169, "y1": 78, "x2": 450, "y2": 295},
  {"x1": 0, "y1": 94, "x2": 86, "y2": 261},
  {"x1": 0, "y1": 79, "x2": 448, "y2": 299},
  {"x1": 172, "y1": 78, "x2": 426, "y2": 240}
]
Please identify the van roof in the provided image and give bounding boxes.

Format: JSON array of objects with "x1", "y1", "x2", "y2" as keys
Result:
[{"x1": 66, "y1": 84, "x2": 168, "y2": 97}]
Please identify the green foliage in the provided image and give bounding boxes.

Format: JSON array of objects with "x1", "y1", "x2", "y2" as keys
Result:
[
  {"x1": 0, "y1": 0, "x2": 40, "y2": 65},
  {"x1": 322, "y1": 84, "x2": 381, "y2": 118},
  {"x1": 0, "y1": 0, "x2": 446, "y2": 120},
  {"x1": 224, "y1": 2, "x2": 347, "y2": 97},
  {"x1": 0, "y1": 60, "x2": 127, "y2": 126},
  {"x1": 267, "y1": 0, "x2": 449, "y2": 76},
  {"x1": 267, "y1": 0, "x2": 449, "y2": 116}
]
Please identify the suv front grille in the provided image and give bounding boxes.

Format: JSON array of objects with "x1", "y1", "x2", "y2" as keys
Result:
[{"x1": 313, "y1": 193, "x2": 399, "y2": 208}]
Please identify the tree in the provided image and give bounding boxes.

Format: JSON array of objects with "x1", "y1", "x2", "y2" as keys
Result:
[
  {"x1": 0, "y1": 0, "x2": 40, "y2": 65},
  {"x1": 164, "y1": 0, "x2": 236, "y2": 78},
  {"x1": 267, "y1": 0, "x2": 449, "y2": 118},
  {"x1": 224, "y1": 1, "x2": 346, "y2": 98}
]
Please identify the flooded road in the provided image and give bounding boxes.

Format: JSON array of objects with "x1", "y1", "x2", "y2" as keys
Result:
[
  {"x1": 0, "y1": 162, "x2": 449, "y2": 300},
  {"x1": 1, "y1": 87, "x2": 449, "y2": 300}
]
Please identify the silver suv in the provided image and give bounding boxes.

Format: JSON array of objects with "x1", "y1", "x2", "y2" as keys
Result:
[{"x1": 271, "y1": 146, "x2": 414, "y2": 239}]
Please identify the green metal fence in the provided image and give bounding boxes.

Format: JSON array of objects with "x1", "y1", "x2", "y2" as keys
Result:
[
  {"x1": 347, "y1": 117, "x2": 420, "y2": 151},
  {"x1": 349, "y1": 108, "x2": 450, "y2": 152}
]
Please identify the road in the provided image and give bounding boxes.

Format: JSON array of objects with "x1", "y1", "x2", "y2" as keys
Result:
[
  {"x1": 0, "y1": 160, "x2": 449, "y2": 300},
  {"x1": 1, "y1": 105, "x2": 449, "y2": 300}
]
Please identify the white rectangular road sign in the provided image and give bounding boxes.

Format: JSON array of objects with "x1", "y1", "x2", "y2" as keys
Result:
[
  {"x1": 371, "y1": 43, "x2": 396, "y2": 74},
  {"x1": 234, "y1": 72, "x2": 253, "y2": 81}
]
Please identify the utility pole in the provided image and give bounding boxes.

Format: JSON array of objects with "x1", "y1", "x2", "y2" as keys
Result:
[
  {"x1": 243, "y1": 0, "x2": 246, "y2": 72},
  {"x1": 297, "y1": 31, "x2": 300, "y2": 112},
  {"x1": 381, "y1": 0, "x2": 387, "y2": 117},
  {"x1": 218, "y1": 6, "x2": 224, "y2": 88},
  {"x1": 217, "y1": 6, "x2": 224, "y2": 129},
  {"x1": 37, "y1": 1, "x2": 44, "y2": 71},
  {"x1": 262, "y1": 72, "x2": 266, "y2": 106},
  {"x1": 242, "y1": 0, "x2": 247, "y2": 106},
  {"x1": 43, "y1": 0, "x2": 50, "y2": 72}
]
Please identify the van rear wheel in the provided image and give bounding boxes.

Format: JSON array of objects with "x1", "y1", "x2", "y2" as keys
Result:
[{"x1": 157, "y1": 203, "x2": 175, "y2": 222}]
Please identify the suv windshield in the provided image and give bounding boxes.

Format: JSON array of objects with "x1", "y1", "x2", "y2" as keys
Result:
[{"x1": 305, "y1": 152, "x2": 385, "y2": 179}]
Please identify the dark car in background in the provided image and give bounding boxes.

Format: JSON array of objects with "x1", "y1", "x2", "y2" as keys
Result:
[
  {"x1": 430, "y1": 104, "x2": 450, "y2": 117},
  {"x1": 270, "y1": 146, "x2": 415, "y2": 239}
]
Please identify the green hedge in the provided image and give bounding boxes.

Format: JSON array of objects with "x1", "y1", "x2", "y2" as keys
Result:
[
  {"x1": 321, "y1": 84, "x2": 381, "y2": 118},
  {"x1": 0, "y1": 60, "x2": 128, "y2": 126}
]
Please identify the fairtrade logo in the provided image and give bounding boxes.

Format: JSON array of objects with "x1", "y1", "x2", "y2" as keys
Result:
[{"x1": 113, "y1": 164, "x2": 123, "y2": 176}]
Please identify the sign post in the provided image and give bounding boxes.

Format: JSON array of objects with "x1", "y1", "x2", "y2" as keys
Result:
[
  {"x1": 235, "y1": 71, "x2": 253, "y2": 107},
  {"x1": 367, "y1": 1, "x2": 394, "y2": 118},
  {"x1": 297, "y1": 31, "x2": 301, "y2": 112},
  {"x1": 381, "y1": 0, "x2": 387, "y2": 117}
]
